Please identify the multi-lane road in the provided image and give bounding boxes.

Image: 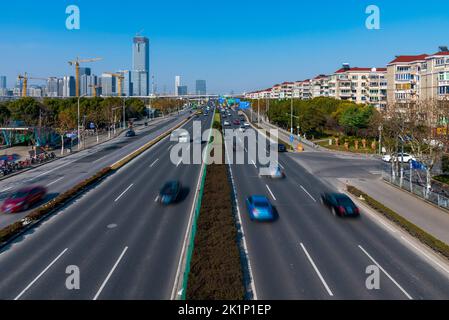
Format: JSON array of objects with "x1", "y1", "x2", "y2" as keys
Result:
[
  {"x1": 1, "y1": 105, "x2": 449, "y2": 300},
  {"x1": 225, "y1": 108, "x2": 449, "y2": 300},
  {"x1": 0, "y1": 111, "x2": 213, "y2": 300}
]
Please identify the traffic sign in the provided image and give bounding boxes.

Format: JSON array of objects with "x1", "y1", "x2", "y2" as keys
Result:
[{"x1": 290, "y1": 134, "x2": 294, "y2": 143}]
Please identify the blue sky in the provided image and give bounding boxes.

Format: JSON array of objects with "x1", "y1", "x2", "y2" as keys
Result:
[{"x1": 1, "y1": 0, "x2": 449, "y2": 94}]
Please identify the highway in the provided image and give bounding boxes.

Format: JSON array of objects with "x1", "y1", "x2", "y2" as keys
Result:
[
  {"x1": 225, "y1": 108, "x2": 449, "y2": 300},
  {"x1": 0, "y1": 112, "x2": 192, "y2": 229},
  {"x1": 0, "y1": 111, "x2": 213, "y2": 300}
]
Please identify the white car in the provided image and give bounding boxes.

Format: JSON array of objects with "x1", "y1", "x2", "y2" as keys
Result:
[
  {"x1": 382, "y1": 153, "x2": 416, "y2": 163},
  {"x1": 243, "y1": 122, "x2": 251, "y2": 128},
  {"x1": 223, "y1": 121, "x2": 231, "y2": 127}
]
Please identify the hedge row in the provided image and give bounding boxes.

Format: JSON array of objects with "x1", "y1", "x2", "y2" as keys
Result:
[
  {"x1": 347, "y1": 185, "x2": 449, "y2": 260},
  {"x1": 186, "y1": 114, "x2": 245, "y2": 300},
  {"x1": 0, "y1": 167, "x2": 112, "y2": 244}
]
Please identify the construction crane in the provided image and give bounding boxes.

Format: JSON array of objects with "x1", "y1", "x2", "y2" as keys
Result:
[
  {"x1": 17, "y1": 73, "x2": 48, "y2": 97},
  {"x1": 68, "y1": 57, "x2": 103, "y2": 97},
  {"x1": 89, "y1": 84, "x2": 102, "y2": 97},
  {"x1": 104, "y1": 72, "x2": 126, "y2": 97}
]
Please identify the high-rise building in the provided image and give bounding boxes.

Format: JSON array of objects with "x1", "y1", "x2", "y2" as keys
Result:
[
  {"x1": 0, "y1": 76, "x2": 6, "y2": 89},
  {"x1": 196, "y1": 80, "x2": 207, "y2": 95},
  {"x1": 101, "y1": 73, "x2": 116, "y2": 96},
  {"x1": 132, "y1": 36, "x2": 150, "y2": 96},
  {"x1": 80, "y1": 74, "x2": 97, "y2": 96},
  {"x1": 63, "y1": 76, "x2": 76, "y2": 97},
  {"x1": 177, "y1": 85, "x2": 188, "y2": 96},
  {"x1": 79, "y1": 67, "x2": 91, "y2": 77},
  {"x1": 175, "y1": 76, "x2": 181, "y2": 95},
  {"x1": 47, "y1": 77, "x2": 60, "y2": 97}
]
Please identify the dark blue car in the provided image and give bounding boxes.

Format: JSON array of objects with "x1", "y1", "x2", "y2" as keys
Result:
[
  {"x1": 159, "y1": 181, "x2": 181, "y2": 205},
  {"x1": 320, "y1": 193, "x2": 360, "y2": 217},
  {"x1": 246, "y1": 195, "x2": 275, "y2": 222}
]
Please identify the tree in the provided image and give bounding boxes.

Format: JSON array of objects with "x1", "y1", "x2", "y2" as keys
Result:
[{"x1": 55, "y1": 109, "x2": 76, "y2": 155}]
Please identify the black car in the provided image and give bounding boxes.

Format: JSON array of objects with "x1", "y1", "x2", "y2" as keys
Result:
[
  {"x1": 320, "y1": 193, "x2": 360, "y2": 217},
  {"x1": 278, "y1": 144, "x2": 287, "y2": 153},
  {"x1": 125, "y1": 130, "x2": 136, "y2": 137},
  {"x1": 159, "y1": 181, "x2": 181, "y2": 205}
]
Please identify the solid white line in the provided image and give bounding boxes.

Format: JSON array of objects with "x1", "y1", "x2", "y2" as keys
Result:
[
  {"x1": 114, "y1": 184, "x2": 134, "y2": 202},
  {"x1": 358, "y1": 245, "x2": 413, "y2": 300},
  {"x1": 155, "y1": 196, "x2": 160, "y2": 202},
  {"x1": 176, "y1": 159, "x2": 183, "y2": 167},
  {"x1": 277, "y1": 162, "x2": 285, "y2": 170},
  {"x1": 46, "y1": 177, "x2": 64, "y2": 187},
  {"x1": 93, "y1": 247, "x2": 128, "y2": 300},
  {"x1": 266, "y1": 185, "x2": 277, "y2": 201},
  {"x1": 150, "y1": 159, "x2": 159, "y2": 168},
  {"x1": 400, "y1": 236, "x2": 449, "y2": 276},
  {"x1": 300, "y1": 185, "x2": 316, "y2": 202},
  {"x1": 15, "y1": 248, "x2": 68, "y2": 300},
  {"x1": 30, "y1": 159, "x2": 78, "y2": 181},
  {"x1": 1, "y1": 187, "x2": 13, "y2": 193},
  {"x1": 300, "y1": 243, "x2": 334, "y2": 297}
]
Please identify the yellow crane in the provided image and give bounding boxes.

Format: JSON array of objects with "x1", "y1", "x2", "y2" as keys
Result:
[
  {"x1": 89, "y1": 84, "x2": 102, "y2": 97},
  {"x1": 17, "y1": 73, "x2": 48, "y2": 97},
  {"x1": 104, "y1": 72, "x2": 126, "y2": 97},
  {"x1": 68, "y1": 57, "x2": 103, "y2": 97}
]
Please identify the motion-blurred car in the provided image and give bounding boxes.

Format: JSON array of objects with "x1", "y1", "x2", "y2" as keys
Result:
[
  {"x1": 260, "y1": 165, "x2": 285, "y2": 179},
  {"x1": 159, "y1": 181, "x2": 181, "y2": 205},
  {"x1": 125, "y1": 130, "x2": 136, "y2": 137},
  {"x1": 278, "y1": 144, "x2": 287, "y2": 153},
  {"x1": 223, "y1": 121, "x2": 231, "y2": 127},
  {"x1": 382, "y1": 153, "x2": 415, "y2": 163},
  {"x1": 233, "y1": 119, "x2": 241, "y2": 126},
  {"x1": 1, "y1": 186, "x2": 47, "y2": 213},
  {"x1": 246, "y1": 195, "x2": 275, "y2": 222},
  {"x1": 320, "y1": 193, "x2": 360, "y2": 217}
]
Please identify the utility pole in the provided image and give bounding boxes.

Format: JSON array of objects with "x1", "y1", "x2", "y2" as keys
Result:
[
  {"x1": 122, "y1": 97, "x2": 126, "y2": 130},
  {"x1": 77, "y1": 93, "x2": 87, "y2": 150},
  {"x1": 290, "y1": 94, "x2": 294, "y2": 135}
]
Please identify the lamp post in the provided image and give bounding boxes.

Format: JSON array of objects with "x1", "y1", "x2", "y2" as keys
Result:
[
  {"x1": 78, "y1": 93, "x2": 88, "y2": 150},
  {"x1": 122, "y1": 97, "x2": 127, "y2": 130}
]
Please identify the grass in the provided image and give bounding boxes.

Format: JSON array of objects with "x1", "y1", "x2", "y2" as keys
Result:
[
  {"x1": 347, "y1": 185, "x2": 449, "y2": 260},
  {"x1": 316, "y1": 138, "x2": 377, "y2": 154},
  {"x1": 433, "y1": 175, "x2": 449, "y2": 186}
]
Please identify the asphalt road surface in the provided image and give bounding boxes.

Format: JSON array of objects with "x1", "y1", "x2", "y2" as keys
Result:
[
  {"x1": 225, "y1": 108, "x2": 449, "y2": 300},
  {"x1": 0, "y1": 111, "x2": 192, "y2": 230},
  {"x1": 0, "y1": 111, "x2": 213, "y2": 300}
]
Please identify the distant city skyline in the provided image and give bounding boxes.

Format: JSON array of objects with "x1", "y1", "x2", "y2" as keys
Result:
[{"x1": 1, "y1": 1, "x2": 449, "y2": 94}]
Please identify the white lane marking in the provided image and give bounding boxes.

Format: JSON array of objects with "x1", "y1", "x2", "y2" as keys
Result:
[
  {"x1": 1, "y1": 187, "x2": 13, "y2": 193},
  {"x1": 176, "y1": 159, "x2": 183, "y2": 167},
  {"x1": 150, "y1": 159, "x2": 159, "y2": 168},
  {"x1": 400, "y1": 236, "x2": 449, "y2": 276},
  {"x1": 46, "y1": 177, "x2": 64, "y2": 187},
  {"x1": 30, "y1": 159, "x2": 78, "y2": 181},
  {"x1": 155, "y1": 196, "x2": 160, "y2": 202},
  {"x1": 251, "y1": 160, "x2": 257, "y2": 169},
  {"x1": 300, "y1": 243, "x2": 334, "y2": 297},
  {"x1": 300, "y1": 185, "x2": 317, "y2": 202},
  {"x1": 114, "y1": 184, "x2": 134, "y2": 202},
  {"x1": 14, "y1": 248, "x2": 68, "y2": 300},
  {"x1": 93, "y1": 247, "x2": 128, "y2": 300},
  {"x1": 266, "y1": 185, "x2": 277, "y2": 201},
  {"x1": 277, "y1": 162, "x2": 285, "y2": 170},
  {"x1": 358, "y1": 245, "x2": 413, "y2": 300}
]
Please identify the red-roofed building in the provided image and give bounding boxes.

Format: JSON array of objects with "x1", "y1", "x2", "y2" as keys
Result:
[
  {"x1": 329, "y1": 64, "x2": 387, "y2": 109},
  {"x1": 421, "y1": 47, "x2": 449, "y2": 100}
]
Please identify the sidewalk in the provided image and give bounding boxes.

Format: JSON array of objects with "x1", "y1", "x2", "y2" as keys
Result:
[{"x1": 342, "y1": 177, "x2": 449, "y2": 245}]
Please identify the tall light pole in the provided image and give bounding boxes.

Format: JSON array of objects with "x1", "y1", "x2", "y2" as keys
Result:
[
  {"x1": 290, "y1": 93, "x2": 294, "y2": 135},
  {"x1": 78, "y1": 93, "x2": 88, "y2": 150},
  {"x1": 122, "y1": 97, "x2": 127, "y2": 130}
]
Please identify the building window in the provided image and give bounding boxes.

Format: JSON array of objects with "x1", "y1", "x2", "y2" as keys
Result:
[{"x1": 439, "y1": 86, "x2": 449, "y2": 95}]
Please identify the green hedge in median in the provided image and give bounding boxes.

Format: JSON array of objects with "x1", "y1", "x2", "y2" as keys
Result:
[{"x1": 347, "y1": 185, "x2": 449, "y2": 260}]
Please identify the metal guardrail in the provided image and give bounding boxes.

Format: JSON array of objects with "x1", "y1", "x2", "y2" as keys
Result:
[{"x1": 383, "y1": 171, "x2": 449, "y2": 210}]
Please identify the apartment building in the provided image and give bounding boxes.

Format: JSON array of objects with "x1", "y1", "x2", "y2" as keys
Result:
[
  {"x1": 311, "y1": 75, "x2": 330, "y2": 98},
  {"x1": 421, "y1": 48, "x2": 449, "y2": 101},
  {"x1": 386, "y1": 54, "x2": 428, "y2": 104}
]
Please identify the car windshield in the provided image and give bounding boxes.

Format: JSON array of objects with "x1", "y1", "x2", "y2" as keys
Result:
[{"x1": 10, "y1": 191, "x2": 28, "y2": 199}]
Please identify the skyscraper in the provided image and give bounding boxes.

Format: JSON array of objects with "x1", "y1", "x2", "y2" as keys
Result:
[
  {"x1": 196, "y1": 80, "x2": 207, "y2": 95},
  {"x1": 177, "y1": 85, "x2": 188, "y2": 96},
  {"x1": 175, "y1": 76, "x2": 181, "y2": 95},
  {"x1": 63, "y1": 76, "x2": 76, "y2": 97},
  {"x1": 132, "y1": 36, "x2": 150, "y2": 96},
  {"x1": 0, "y1": 76, "x2": 6, "y2": 89},
  {"x1": 101, "y1": 73, "x2": 116, "y2": 96}
]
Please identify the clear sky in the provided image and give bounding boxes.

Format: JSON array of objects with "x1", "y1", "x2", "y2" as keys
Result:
[{"x1": 1, "y1": 0, "x2": 449, "y2": 94}]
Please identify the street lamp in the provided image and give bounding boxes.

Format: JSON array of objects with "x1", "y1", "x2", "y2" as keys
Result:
[
  {"x1": 122, "y1": 97, "x2": 127, "y2": 130},
  {"x1": 78, "y1": 93, "x2": 88, "y2": 150}
]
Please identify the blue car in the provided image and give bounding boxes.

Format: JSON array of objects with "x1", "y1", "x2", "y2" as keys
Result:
[
  {"x1": 246, "y1": 195, "x2": 275, "y2": 222},
  {"x1": 159, "y1": 181, "x2": 181, "y2": 205}
]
